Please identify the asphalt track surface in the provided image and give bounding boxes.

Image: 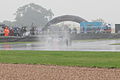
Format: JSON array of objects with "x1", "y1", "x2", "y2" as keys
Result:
[{"x1": 1, "y1": 40, "x2": 120, "y2": 51}]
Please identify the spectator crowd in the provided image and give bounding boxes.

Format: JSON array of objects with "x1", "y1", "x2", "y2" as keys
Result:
[{"x1": 0, "y1": 25, "x2": 36, "y2": 36}]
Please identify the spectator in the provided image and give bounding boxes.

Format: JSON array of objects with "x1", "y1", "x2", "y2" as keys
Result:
[
  {"x1": 9, "y1": 28, "x2": 14, "y2": 36},
  {"x1": 4, "y1": 27, "x2": 10, "y2": 36}
]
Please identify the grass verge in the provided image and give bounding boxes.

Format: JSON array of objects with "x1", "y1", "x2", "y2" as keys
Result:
[
  {"x1": 0, "y1": 50, "x2": 120, "y2": 68},
  {"x1": 0, "y1": 42, "x2": 37, "y2": 44},
  {"x1": 110, "y1": 43, "x2": 120, "y2": 45}
]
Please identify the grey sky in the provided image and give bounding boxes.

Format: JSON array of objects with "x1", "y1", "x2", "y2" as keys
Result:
[{"x1": 0, "y1": 0, "x2": 120, "y2": 25}]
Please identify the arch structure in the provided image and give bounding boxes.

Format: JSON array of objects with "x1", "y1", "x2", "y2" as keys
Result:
[{"x1": 44, "y1": 15, "x2": 88, "y2": 29}]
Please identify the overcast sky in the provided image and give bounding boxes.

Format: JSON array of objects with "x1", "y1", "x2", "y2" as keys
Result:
[{"x1": 0, "y1": 0, "x2": 120, "y2": 25}]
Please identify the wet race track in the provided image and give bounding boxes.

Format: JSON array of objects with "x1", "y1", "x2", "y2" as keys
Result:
[{"x1": 1, "y1": 40, "x2": 120, "y2": 51}]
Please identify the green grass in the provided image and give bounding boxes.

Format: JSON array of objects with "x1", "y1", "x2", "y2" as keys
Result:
[
  {"x1": 0, "y1": 50, "x2": 120, "y2": 68},
  {"x1": 0, "y1": 42, "x2": 37, "y2": 44},
  {"x1": 74, "y1": 38, "x2": 120, "y2": 42},
  {"x1": 110, "y1": 43, "x2": 120, "y2": 45}
]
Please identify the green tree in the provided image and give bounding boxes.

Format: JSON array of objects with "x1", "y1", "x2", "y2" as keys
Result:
[
  {"x1": 92, "y1": 18, "x2": 107, "y2": 24},
  {"x1": 15, "y1": 3, "x2": 54, "y2": 27}
]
